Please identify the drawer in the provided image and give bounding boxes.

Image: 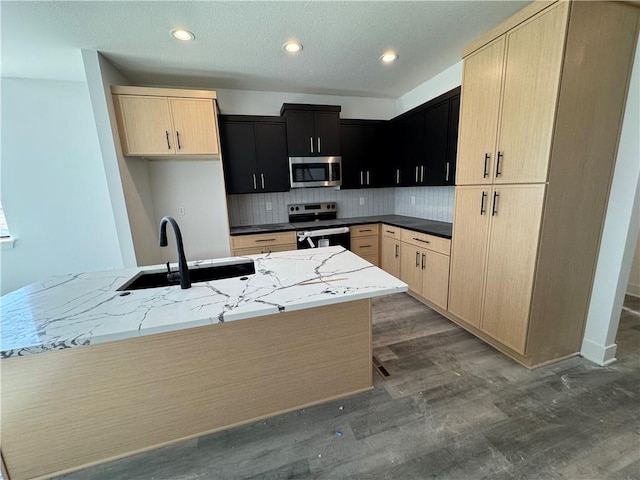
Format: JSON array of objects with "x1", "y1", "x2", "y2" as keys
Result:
[
  {"x1": 401, "y1": 229, "x2": 450, "y2": 256},
  {"x1": 381, "y1": 224, "x2": 401, "y2": 240},
  {"x1": 350, "y1": 224, "x2": 380, "y2": 238},
  {"x1": 351, "y1": 236, "x2": 379, "y2": 255},
  {"x1": 232, "y1": 244, "x2": 297, "y2": 256},
  {"x1": 230, "y1": 231, "x2": 296, "y2": 250}
]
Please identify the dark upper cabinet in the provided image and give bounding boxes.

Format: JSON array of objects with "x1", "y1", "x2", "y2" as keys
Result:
[
  {"x1": 219, "y1": 115, "x2": 289, "y2": 194},
  {"x1": 446, "y1": 94, "x2": 461, "y2": 186},
  {"x1": 390, "y1": 87, "x2": 461, "y2": 187},
  {"x1": 281, "y1": 104, "x2": 341, "y2": 156},
  {"x1": 423, "y1": 101, "x2": 450, "y2": 185},
  {"x1": 340, "y1": 120, "x2": 389, "y2": 189}
]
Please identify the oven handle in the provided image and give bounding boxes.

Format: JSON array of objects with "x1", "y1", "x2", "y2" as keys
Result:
[{"x1": 297, "y1": 227, "x2": 350, "y2": 240}]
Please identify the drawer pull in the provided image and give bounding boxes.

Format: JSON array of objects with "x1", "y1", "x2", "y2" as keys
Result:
[
  {"x1": 385, "y1": 230, "x2": 395, "y2": 234},
  {"x1": 413, "y1": 237, "x2": 430, "y2": 244},
  {"x1": 360, "y1": 244, "x2": 373, "y2": 248},
  {"x1": 359, "y1": 229, "x2": 373, "y2": 233},
  {"x1": 254, "y1": 238, "x2": 277, "y2": 243}
]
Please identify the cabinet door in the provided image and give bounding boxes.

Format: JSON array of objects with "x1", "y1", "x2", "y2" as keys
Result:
[
  {"x1": 397, "y1": 113, "x2": 425, "y2": 186},
  {"x1": 314, "y1": 112, "x2": 341, "y2": 156},
  {"x1": 481, "y1": 185, "x2": 545, "y2": 354},
  {"x1": 423, "y1": 101, "x2": 450, "y2": 185},
  {"x1": 446, "y1": 94, "x2": 460, "y2": 186},
  {"x1": 254, "y1": 122, "x2": 290, "y2": 192},
  {"x1": 421, "y1": 250, "x2": 450, "y2": 310},
  {"x1": 116, "y1": 96, "x2": 174, "y2": 155},
  {"x1": 380, "y1": 236, "x2": 400, "y2": 278},
  {"x1": 362, "y1": 123, "x2": 390, "y2": 188},
  {"x1": 340, "y1": 124, "x2": 364, "y2": 189},
  {"x1": 285, "y1": 111, "x2": 315, "y2": 156},
  {"x1": 495, "y1": 3, "x2": 568, "y2": 184},
  {"x1": 447, "y1": 186, "x2": 492, "y2": 327},
  {"x1": 456, "y1": 37, "x2": 505, "y2": 185},
  {"x1": 219, "y1": 122, "x2": 258, "y2": 194},
  {"x1": 400, "y1": 245, "x2": 423, "y2": 294},
  {"x1": 169, "y1": 98, "x2": 219, "y2": 155}
]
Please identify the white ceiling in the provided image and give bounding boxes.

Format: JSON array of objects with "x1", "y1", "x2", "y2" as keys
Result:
[{"x1": 2, "y1": 1, "x2": 531, "y2": 99}]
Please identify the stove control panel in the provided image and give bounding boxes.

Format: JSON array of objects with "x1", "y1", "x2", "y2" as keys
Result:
[{"x1": 288, "y1": 203, "x2": 337, "y2": 213}]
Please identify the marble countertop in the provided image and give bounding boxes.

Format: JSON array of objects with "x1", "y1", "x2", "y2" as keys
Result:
[
  {"x1": 1, "y1": 247, "x2": 407, "y2": 359},
  {"x1": 230, "y1": 215, "x2": 453, "y2": 239}
]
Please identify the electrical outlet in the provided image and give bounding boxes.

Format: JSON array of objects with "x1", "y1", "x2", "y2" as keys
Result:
[
  {"x1": 178, "y1": 206, "x2": 185, "y2": 215},
  {"x1": 359, "y1": 197, "x2": 365, "y2": 206},
  {"x1": 266, "y1": 202, "x2": 272, "y2": 211},
  {"x1": 411, "y1": 196, "x2": 416, "y2": 205}
]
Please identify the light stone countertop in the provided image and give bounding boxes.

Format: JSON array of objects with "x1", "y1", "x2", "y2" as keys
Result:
[{"x1": 1, "y1": 247, "x2": 407, "y2": 358}]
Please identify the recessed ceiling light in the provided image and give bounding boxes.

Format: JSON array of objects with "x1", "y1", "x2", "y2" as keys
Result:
[
  {"x1": 380, "y1": 52, "x2": 399, "y2": 63},
  {"x1": 171, "y1": 29, "x2": 195, "y2": 41},
  {"x1": 283, "y1": 41, "x2": 303, "y2": 53}
]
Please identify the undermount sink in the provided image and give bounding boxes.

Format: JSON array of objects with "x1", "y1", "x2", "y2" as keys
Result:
[{"x1": 118, "y1": 259, "x2": 255, "y2": 291}]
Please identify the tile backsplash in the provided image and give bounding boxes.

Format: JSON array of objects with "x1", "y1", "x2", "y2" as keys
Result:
[{"x1": 227, "y1": 186, "x2": 454, "y2": 226}]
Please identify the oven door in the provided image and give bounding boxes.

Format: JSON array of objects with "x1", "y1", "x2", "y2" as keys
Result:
[
  {"x1": 296, "y1": 227, "x2": 351, "y2": 249},
  {"x1": 289, "y1": 157, "x2": 341, "y2": 188}
]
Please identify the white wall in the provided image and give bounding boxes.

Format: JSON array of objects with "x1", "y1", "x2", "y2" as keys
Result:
[
  {"x1": 395, "y1": 61, "x2": 463, "y2": 115},
  {"x1": 149, "y1": 161, "x2": 231, "y2": 262},
  {"x1": 627, "y1": 230, "x2": 640, "y2": 297},
  {"x1": 0, "y1": 78, "x2": 122, "y2": 294},
  {"x1": 215, "y1": 88, "x2": 396, "y2": 120},
  {"x1": 581, "y1": 38, "x2": 640, "y2": 366}
]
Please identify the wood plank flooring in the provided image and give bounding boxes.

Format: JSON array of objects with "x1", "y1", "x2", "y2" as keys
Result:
[{"x1": 58, "y1": 294, "x2": 640, "y2": 480}]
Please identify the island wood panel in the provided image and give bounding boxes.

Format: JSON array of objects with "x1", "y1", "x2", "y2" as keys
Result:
[
  {"x1": 494, "y1": 2, "x2": 569, "y2": 184},
  {"x1": 526, "y1": 1, "x2": 640, "y2": 365},
  {"x1": 1, "y1": 300, "x2": 372, "y2": 480}
]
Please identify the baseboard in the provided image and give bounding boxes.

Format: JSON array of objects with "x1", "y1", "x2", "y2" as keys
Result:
[{"x1": 580, "y1": 338, "x2": 618, "y2": 366}]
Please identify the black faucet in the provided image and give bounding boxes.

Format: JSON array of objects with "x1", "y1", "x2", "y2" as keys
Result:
[{"x1": 159, "y1": 216, "x2": 191, "y2": 289}]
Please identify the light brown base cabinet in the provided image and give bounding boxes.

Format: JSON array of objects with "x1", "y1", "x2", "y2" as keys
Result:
[
  {"x1": 399, "y1": 230, "x2": 451, "y2": 310},
  {"x1": 230, "y1": 231, "x2": 297, "y2": 256},
  {"x1": 380, "y1": 224, "x2": 401, "y2": 278},
  {"x1": 350, "y1": 224, "x2": 380, "y2": 266}
]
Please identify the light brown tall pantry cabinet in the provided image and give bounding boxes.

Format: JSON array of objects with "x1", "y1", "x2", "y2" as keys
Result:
[{"x1": 446, "y1": 1, "x2": 639, "y2": 367}]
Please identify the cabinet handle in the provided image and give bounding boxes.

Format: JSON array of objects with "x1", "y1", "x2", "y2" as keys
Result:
[
  {"x1": 492, "y1": 191, "x2": 499, "y2": 216},
  {"x1": 360, "y1": 171, "x2": 364, "y2": 186},
  {"x1": 421, "y1": 253, "x2": 425, "y2": 270},
  {"x1": 255, "y1": 238, "x2": 276, "y2": 243},
  {"x1": 395, "y1": 244, "x2": 399, "y2": 258},
  {"x1": 483, "y1": 153, "x2": 490, "y2": 178},
  {"x1": 310, "y1": 137, "x2": 314, "y2": 154},
  {"x1": 415, "y1": 166, "x2": 419, "y2": 182},
  {"x1": 166, "y1": 131, "x2": 171, "y2": 150},
  {"x1": 386, "y1": 230, "x2": 396, "y2": 234},
  {"x1": 396, "y1": 169, "x2": 401, "y2": 184},
  {"x1": 367, "y1": 171, "x2": 370, "y2": 185},
  {"x1": 413, "y1": 237, "x2": 430, "y2": 244},
  {"x1": 261, "y1": 173, "x2": 265, "y2": 189},
  {"x1": 361, "y1": 244, "x2": 373, "y2": 248},
  {"x1": 360, "y1": 229, "x2": 372, "y2": 233},
  {"x1": 420, "y1": 166, "x2": 424, "y2": 183},
  {"x1": 416, "y1": 251, "x2": 420, "y2": 267},
  {"x1": 252, "y1": 173, "x2": 257, "y2": 190},
  {"x1": 480, "y1": 191, "x2": 487, "y2": 215},
  {"x1": 496, "y1": 152, "x2": 503, "y2": 177},
  {"x1": 317, "y1": 137, "x2": 321, "y2": 153},
  {"x1": 446, "y1": 162, "x2": 450, "y2": 182},
  {"x1": 176, "y1": 131, "x2": 181, "y2": 150}
]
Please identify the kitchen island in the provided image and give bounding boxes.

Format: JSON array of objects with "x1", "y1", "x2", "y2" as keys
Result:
[{"x1": 1, "y1": 247, "x2": 407, "y2": 480}]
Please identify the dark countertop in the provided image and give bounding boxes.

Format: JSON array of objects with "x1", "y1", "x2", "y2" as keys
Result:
[{"x1": 229, "y1": 215, "x2": 452, "y2": 239}]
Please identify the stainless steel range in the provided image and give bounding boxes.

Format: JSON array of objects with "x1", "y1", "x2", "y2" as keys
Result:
[{"x1": 288, "y1": 202, "x2": 350, "y2": 250}]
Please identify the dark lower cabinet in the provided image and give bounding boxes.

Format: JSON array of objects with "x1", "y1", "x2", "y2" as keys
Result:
[
  {"x1": 219, "y1": 116, "x2": 289, "y2": 194},
  {"x1": 340, "y1": 120, "x2": 389, "y2": 189}
]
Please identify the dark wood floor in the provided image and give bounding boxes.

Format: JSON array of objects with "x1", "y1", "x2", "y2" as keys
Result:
[{"x1": 60, "y1": 294, "x2": 640, "y2": 480}]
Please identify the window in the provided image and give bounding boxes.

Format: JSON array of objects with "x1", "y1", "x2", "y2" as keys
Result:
[{"x1": 0, "y1": 202, "x2": 11, "y2": 238}]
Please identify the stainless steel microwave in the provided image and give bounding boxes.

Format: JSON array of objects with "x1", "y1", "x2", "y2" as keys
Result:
[{"x1": 289, "y1": 156, "x2": 342, "y2": 188}]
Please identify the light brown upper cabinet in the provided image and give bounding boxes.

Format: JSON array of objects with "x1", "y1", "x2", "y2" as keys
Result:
[
  {"x1": 112, "y1": 86, "x2": 220, "y2": 158},
  {"x1": 456, "y1": 2, "x2": 569, "y2": 185},
  {"x1": 447, "y1": 1, "x2": 639, "y2": 367}
]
